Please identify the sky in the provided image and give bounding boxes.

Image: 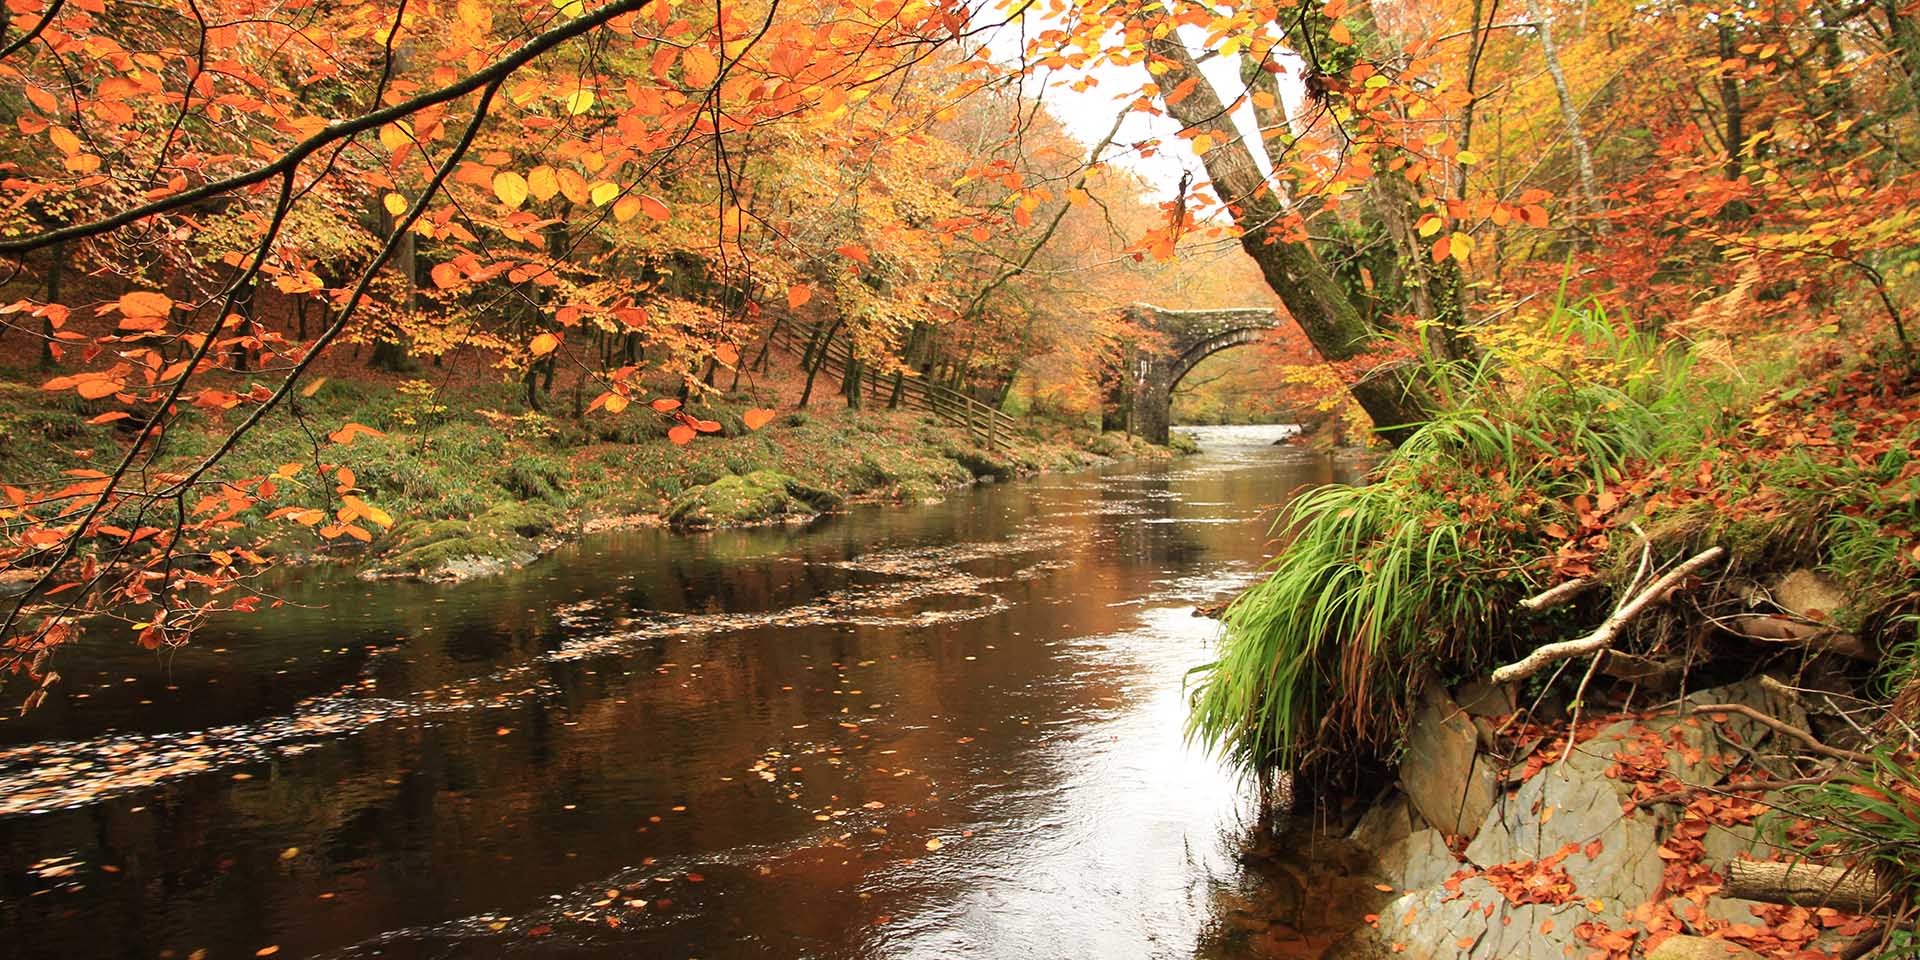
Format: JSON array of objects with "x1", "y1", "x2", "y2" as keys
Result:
[{"x1": 973, "y1": 2, "x2": 1308, "y2": 195}]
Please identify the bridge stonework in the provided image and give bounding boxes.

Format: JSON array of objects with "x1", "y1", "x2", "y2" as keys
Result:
[{"x1": 1103, "y1": 304, "x2": 1286, "y2": 444}]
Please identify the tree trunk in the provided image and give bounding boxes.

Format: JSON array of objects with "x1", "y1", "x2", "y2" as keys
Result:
[
  {"x1": 1144, "y1": 35, "x2": 1431, "y2": 444},
  {"x1": 1522, "y1": 0, "x2": 1603, "y2": 222}
]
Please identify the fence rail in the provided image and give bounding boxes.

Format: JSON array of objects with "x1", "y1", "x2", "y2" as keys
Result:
[{"x1": 767, "y1": 319, "x2": 1018, "y2": 449}]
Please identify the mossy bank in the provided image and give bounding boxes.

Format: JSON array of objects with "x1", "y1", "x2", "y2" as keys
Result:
[{"x1": 0, "y1": 373, "x2": 1187, "y2": 583}]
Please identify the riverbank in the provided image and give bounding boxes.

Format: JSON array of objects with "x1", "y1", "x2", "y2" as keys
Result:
[
  {"x1": 0, "y1": 372, "x2": 1189, "y2": 583},
  {"x1": 1186, "y1": 308, "x2": 1920, "y2": 957}
]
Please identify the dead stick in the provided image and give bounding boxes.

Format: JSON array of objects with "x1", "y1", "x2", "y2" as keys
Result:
[
  {"x1": 1689, "y1": 702, "x2": 1875, "y2": 765},
  {"x1": 1493, "y1": 546, "x2": 1726, "y2": 684},
  {"x1": 1519, "y1": 577, "x2": 1598, "y2": 611}
]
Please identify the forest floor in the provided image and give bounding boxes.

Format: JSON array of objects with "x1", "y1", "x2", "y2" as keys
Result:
[{"x1": 0, "y1": 352, "x2": 1183, "y2": 582}]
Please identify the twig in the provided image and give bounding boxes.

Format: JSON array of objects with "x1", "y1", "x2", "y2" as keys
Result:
[
  {"x1": 1493, "y1": 546, "x2": 1726, "y2": 684},
  {"x1": 1689, "y1": 702, "x2": 1875, "y2": 765}
]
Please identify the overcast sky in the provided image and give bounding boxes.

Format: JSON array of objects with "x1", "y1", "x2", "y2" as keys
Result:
[{"x1": 974, "y1": 8, "x2": 1306, "y2": 196}]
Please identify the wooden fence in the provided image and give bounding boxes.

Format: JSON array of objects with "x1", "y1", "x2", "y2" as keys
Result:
[{"x1": 767, "y1": 319, "x2": 1018, "y2": 450}]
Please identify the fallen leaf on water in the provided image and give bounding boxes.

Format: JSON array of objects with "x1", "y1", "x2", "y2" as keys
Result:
[
  {"x1": 925, "y1": 838, "x2": 942, "y2": 851},
  {"x1": 280, "y1": 847, "x2": 298, "y2": 860},
  {"x1": 255, "y1": 948, "x2": 279, "y2": 957},
  {"x1": 1374, "y1": 883, "x2": 1395, "y2": 892}
]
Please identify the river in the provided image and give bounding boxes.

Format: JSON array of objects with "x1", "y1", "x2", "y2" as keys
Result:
[{"x1": 0, "y1": 425, "x2": 1380, "y2": 959}]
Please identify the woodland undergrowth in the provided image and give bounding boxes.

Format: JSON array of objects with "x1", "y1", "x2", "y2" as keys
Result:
[{"x1": 1191, "y1": 299, "x2": 1920, "y2": 883}]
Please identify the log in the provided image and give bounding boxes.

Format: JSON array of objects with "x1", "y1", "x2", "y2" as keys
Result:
[{"x1": 1723, "y1": 858, "x2": 1890, "y2": 914}]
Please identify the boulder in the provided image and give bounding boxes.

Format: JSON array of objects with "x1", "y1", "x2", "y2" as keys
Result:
[
  {"x1": 1400, "y1": 682, "x2": 1498, "y2": 838},
  {"x1": 666, "y1": 470, "x2": 841, "y2": 529}
]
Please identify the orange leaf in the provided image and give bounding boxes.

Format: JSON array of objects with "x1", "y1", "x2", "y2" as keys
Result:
[
  {"x1": 651, "y1": 398, "x2": 681, "y2": 412},
  {"x1": 835, "y1": 244, "x2": 871, "y2": 265},
  {"x1": 693, "y1": 419, "x2": 722, "y2": 433},
  {"x1": 715, "y1": 344, "x2": 739, "y2": 365},
  {"x1": 639, "y1": 194, "x2": 671, "y2": 222},
  {"x1": 328, "y1": 423, "x2": 385, "y2": 445},
  {"x1": 667, "y1": 424, "x2": 696, "y2": 445},
  {"x1": 787, "y1": 284, "x2": 813, "y2": 309},
  {"x1": 88, "y1": 410, "x2": 130, "y2": 424},
  {"x1": 117, "y1": 290, "x2": 174, "y2": 318},
  {"x1": 530, "y1": 332, "x2": 560, "y2": 356},
  {"x1": 76, "y1": 379, "x2": 121, "y2": 400},
  {"x1": 742, "y1": 408, "x2": 775, "y2": 430}
]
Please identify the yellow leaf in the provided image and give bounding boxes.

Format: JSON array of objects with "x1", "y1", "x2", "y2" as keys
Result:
[
  {"x1": 1449, "y1": 231, "x2": 1474, "y2": 263},
  {"x1": 925, "y1": 838, "x2": 942, "y2": 851},
  {"x1": 589, "y1": 182, "x2": 619, "y2": 207},
  {"x1": 300, "y1": 376, "x2": 327, "y2": 398},
  {"x1": 1416, "y1": 215, "x2": 1443, "y2": 238},
  {"x1": 383, "y1": 193, "x2": 408, "y2": 215},
  {"x1": 530, "y1": 332, "x2": 560, "y2": 356},
  {"x1": 613, "y1": 196, "x2": 641, "y2": 222},
  {"x1": 527, "y1": 166, "x2": 559, "y2": 202},
  {"x1": 564, "y1": 89, "x2": 596, "y2": 115},
  {"x1": 493, "y1": 171, "x2": 529, "y2": 208},
  {"x1": 1456, "y1": 149, "x2": 1479, "y2": 165},
  {"x1": 604, "y1": 393, "x2": 629, "y2": 414},
  {"x1": 552, "y1": 0, "x2": 584, "y2": 15},
  {"x1": 1189, "y1": 132, "x2": 1213, "y2": 154},
  {"x1": 377, "y1": 121, "x2": 411, "y2": 152}
]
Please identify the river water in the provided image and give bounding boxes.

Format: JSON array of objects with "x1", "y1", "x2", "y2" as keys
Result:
[{"x1": 0, "y1": 425, "x2": 1380, "y2": 959}]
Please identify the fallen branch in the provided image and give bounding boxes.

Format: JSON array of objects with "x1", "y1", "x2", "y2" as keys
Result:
[
  {"x1": 1723, "y1": 858, "x2": 1891, "y2": 914},
  {"x1": 1492, "y1": 546, "x2": 1726, "y2": 684},
  {"x1": 1689, "y1": 701, "x2": 1875, "y2": 765},
  {"x1": 1720, "y1": 614, "x2": 1876, "y2": 661},
  {"x1": 1519, "y1": 577, "x2": 1599, "y2": 612}
]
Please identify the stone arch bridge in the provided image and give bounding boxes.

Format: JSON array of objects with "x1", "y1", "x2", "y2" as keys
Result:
[{"x1": 1103, "y1": 303, "x2": 1287, "y2": 444}]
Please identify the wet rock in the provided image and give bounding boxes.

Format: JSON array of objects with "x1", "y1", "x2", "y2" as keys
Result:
[
  {"x1": 1646, "y1": 935, "x2": 1765, "y2": 960},
  {"x1": 1350, "y1": 793, "x2": 1418, "y2": 861},
  {"x1": 1355, "y1": 876, "x2": 1587, "y2": 960},
  {"x1": 1400, "y1": 683, "x2": 1498, "y2": 838}
]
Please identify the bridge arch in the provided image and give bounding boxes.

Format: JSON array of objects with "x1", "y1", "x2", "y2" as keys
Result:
[{"x1": 1104, "y1": 304, "x2": 1287, "y2": 443}]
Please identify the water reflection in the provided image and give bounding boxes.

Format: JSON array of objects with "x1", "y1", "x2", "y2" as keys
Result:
[{"x1": 0, "y1": 425, "x2": 1376, "y2": 959}]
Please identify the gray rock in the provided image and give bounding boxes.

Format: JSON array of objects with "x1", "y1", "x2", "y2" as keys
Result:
[
  {"x1": 1400, "y1": 682, "x2": 1499, "y2": 838},
  {"x1": 1350, "y1": 876, "x2": 1588, "y2": 960},
  {"x1": 1771, "y1": 569, "x2": 1848, "y2": 622},
  {"x1": 1397, "y1": 829, "x2": 1461, "y2": 890}
]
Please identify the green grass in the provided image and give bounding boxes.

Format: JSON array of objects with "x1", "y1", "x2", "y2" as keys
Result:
[{"x1": 1187, "y1": 301, "x2": 1746, "y2": 774}]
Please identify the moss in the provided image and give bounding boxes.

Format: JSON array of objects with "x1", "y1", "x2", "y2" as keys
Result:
[
  {"x1": 1167, "y1": 431, "x2": 1201, "y2": 455},
  {"x1": 666, "y1": 470, "x2": 844, "y2": 529}
]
